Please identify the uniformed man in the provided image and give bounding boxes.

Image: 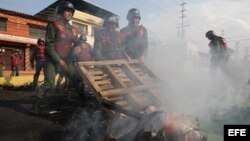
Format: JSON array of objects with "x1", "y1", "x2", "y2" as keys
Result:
[
  {"x1": 30, "y1": 1, "x2": 78, "y2": 114},
  {"x1": 205, "y1": 30, "x2": 229, "y2": 71},
  {"x1": 68, "y1": 33, "x2": 92, "y2": 97},
  {"x1": 10, "y1": 49, "x2": 22, "y2": 76},
  {"x1": 93, "y1": 15, "x2": 124, "y2": 60},
  {"x1": 30, "y1": 38, "x2": 46, "y2": 88},
  {"x1": 57, "y1": 33, "x2": 91, "y2": 92},
  {"x1": 120, "y1": 8, "x2": 148, "y2": 62},
  {"x1": 71, "y1": 33, "x2": 92, "y2": 62}
]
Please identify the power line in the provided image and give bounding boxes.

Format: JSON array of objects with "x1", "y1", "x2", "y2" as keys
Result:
[
  {"x1": 227, "y1": 38, "x2": 250, "y2": 42},
  {"x1": 226, "y1": 32, "x2": 250, "y2": 39},
  {"x1": 136, "y1": 0, "x2": 180, "y2": 17}
]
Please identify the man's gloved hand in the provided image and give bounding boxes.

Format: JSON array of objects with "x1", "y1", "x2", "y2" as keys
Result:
[{"x1": 58, "y1": 59, "x2": 67, "y2": 69}]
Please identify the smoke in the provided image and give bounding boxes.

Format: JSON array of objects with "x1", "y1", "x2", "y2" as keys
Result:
[
  {"x1": 64, "y1": 108, "x2": 108, "y2": 141},
  {"x1": 140, "y1": 1, "x2": 250, "y2": 135},
  {"x1": 145, "y1": 35, "x2": 250, "y2": 134},
  {"x1": 64, "y1": 27, "x2": 250, "y2": 140}
]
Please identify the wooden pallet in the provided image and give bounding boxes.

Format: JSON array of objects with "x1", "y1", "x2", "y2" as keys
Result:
[{"x1": 76, "y1": 60, "x2": 162, "y2": 112}]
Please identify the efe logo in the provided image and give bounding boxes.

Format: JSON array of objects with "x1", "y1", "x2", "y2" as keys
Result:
[
  {"x1": 224, "y1": 125, "x2": 250, "y2": 141},
  {"x1": 228, "y1": 129, "x2": 246, "y2": 136}
]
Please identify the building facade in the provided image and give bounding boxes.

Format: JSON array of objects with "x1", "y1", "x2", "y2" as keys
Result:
[{"x1": 0, "y1": 8, "x2": 48, "y2": 72}]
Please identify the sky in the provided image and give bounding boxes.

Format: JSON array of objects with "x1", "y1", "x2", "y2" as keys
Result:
[{"x1": 1, "y1": 0, "x2": 250, "y2": 53}]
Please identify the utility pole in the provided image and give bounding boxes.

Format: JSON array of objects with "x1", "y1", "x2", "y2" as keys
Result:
[{"x1": 180, "y1": 2, "x2": 186, "y2": 43}]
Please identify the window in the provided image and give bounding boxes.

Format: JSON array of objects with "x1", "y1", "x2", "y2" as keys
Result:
[
  {"x1": 29, "y1": 25, "x2": 45, "y2": 38},
  {"x1": 0, "y1": 18, "x2": 7, "y2": 31},
  {"x1": 91, "y1": 26, "x2": 101, "y2": 36},
  {"x1": 72, "y1": 22, "x2": 88, "y2": 35}
]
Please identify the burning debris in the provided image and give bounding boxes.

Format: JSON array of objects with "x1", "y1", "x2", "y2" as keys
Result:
[{"x1": 61, "y1": 59, "x2": 207, "y2": 141}]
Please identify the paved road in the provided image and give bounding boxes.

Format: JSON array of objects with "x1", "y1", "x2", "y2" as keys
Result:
[{"x1": 0, "y1": 89, "x2": 79, "y2": 141}]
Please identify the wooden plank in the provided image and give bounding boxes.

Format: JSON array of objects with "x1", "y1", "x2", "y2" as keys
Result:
[
  {"x1": 129, "y1": 66, "x2": 142, "y2": 72},
  {"x1": 96, "y1": 80, "x2": 112, "y2": 85},
  {"x1": 120, "y1": 78, "x2": 131, "y2": 82},
  {"x1": 123, "y1": 65, "x2": 145, "y2": 84},
  {"x1": 124, "y1": 64, "x2": 162, "y2": 104},
  {"x1": 110, "y1": 66, "x2": 123, "y2": 69},
  {"x1": 99, "y1": 83, "x2": 115, "y2": 90},
  {"x1": 105, "y1": 65, "x2": 154, "y2": 110},
  {"x1": 76, "y1": 60, "x2": 162, "y2": 111},
  {"x1": 92, "y1": 76, "x2": 106, "y2": 80},
  {"x1": 113, "y1": 69, "x2": 124, "y2": 74},
  {"x1": 141, "y1": 76, "x2": 153, "y2": 81},
  {"x1": 136, "y1": 64, "x2": 161, "y2": 82},
  {"x1": 79, "y1": 66, "x2": 102, "y2": 93},
  {"x1": 102, "y1": 74, "x2": 109, "y2": 77},
  {"x1": 104, "y1": 65, "x2": 126, "y2": 88},
  {"x1": 116, "y1": 74, "x2": 127, "y2": 78},
  {"x1": 87, "y1": 68, "x2": 103, "y2": 72},
  {"x1": 78, "y1": 59, "x2": 140, "y2": 66},
  {"x1": 101, "y1": 83, "x2": 161, "y2": 97},
  {"x1": 124, "y1": 81, "x2": 135, "y2": 87},
  {"x1": 138, "y1": 72, "x2": 148, "y2": 76},
  {"x1": 107, "y1": 96, "x2": 125, "y2": 102},
  {"x1": 115, "y1": 100, "x2": 127, "y2": 107},
  {"x1": 89, "y1": 71, "x2": 104, "y2": 75}
]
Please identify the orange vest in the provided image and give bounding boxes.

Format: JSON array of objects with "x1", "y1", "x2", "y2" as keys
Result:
[
  {"x1": 96, "y1": 29, "x2": 124, "y2": 60},
  {"x1": 77, "y1": 42, "x2": 91, "y2": 61},
  {"x1": 35, "y1": 44, "x2": 45, "y2": 60},
  {"x1": 120, "y1": 25, "x2": 147, "y2": 59},
  {"x1": 54, "y1": 19, "x2": 77, "y2": 59},
  {"x1": 12, "y1": 55, "x2": 21, "y2": 65}
]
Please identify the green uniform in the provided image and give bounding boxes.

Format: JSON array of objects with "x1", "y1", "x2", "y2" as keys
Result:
[
  {"x1": 31, "y1": 1, "x2": 78, "y2": 114},
  {"x1": 36, "y1": 18, "x2": 77, "y2": 99}
]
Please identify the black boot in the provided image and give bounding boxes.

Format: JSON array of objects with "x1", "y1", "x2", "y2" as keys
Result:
[{"x1": 30, "y1": 98, "x2": 41, "y2": 115}]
